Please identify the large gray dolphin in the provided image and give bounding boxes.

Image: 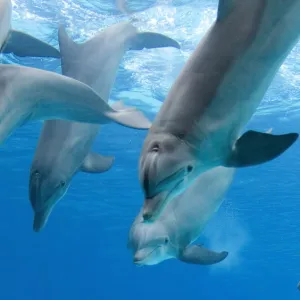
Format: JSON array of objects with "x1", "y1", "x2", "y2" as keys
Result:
[
  {"x1": 139, "y1": 0, "x2": 300, "y2": 222},
  {"x1": 128, "y1": 166, "x2": 235, "y2": 266},
  {"x1": 29, "y1": 22, "x2": 180, "y2": 232},
  {"x1": 0, "y1": 0, "x2": 60, "y2": 57}
]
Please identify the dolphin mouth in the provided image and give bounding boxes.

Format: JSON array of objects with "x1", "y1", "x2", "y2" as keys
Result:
[
  {"x1": 152, "y1": 167, "x2": 186, "y2": 197},
  {"x1": 133, "y1": 246, "x2": 161, "y2": 265},
  {"x1": 143, "y1": 178, "x2": 184, "y2": 222}
]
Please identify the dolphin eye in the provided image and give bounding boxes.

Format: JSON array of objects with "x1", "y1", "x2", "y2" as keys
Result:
[
  {"x1": 34, "y1": 171, "x2": 40, "y2": 178},
  {"x1": 60, "y1": 181, "x2": 66, "y2": 187},
  {"x1": 164, "y1": 238, "x2": 169, "y2": 244},
  {"x1": 187, "y1": 165, "x2": 193, "y2": 173}
]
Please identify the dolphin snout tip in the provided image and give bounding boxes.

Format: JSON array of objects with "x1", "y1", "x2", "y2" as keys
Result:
[
  {"x1": 33, "y1": 224, "x2": 42, "y2": 233},
  {"x1": 133, "y1": 255, "x2": 143, "y2": 266},
  {"x1": 33, "y1": 212, "x2": 48, "y2": 233}
]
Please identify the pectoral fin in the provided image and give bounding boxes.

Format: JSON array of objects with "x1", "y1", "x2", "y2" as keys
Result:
[
  {"x1": 81, "y1": 152, "x2": 115, "y2": 173},
  {"x1": 2, "y1": 30, "x2": 60, "y2": 58},
  {"x1": 226, "y1": 130, "x2": 298, "y2": 167},
  {"x1": 179, "y1": 245, "x2": 228, "y2": 265}
]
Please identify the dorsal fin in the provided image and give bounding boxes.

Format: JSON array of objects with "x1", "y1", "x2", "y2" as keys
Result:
[
  {"x1": 58, "y1": 25, "x2": 82, "y2": 75},
  {"x1": 217, "y1": 0, "x2": 235, "y2": 21}
]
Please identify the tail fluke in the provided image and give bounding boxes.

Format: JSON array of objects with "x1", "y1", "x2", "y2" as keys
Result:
[
  {"x1": 106, "y1": 101, "x2": 152, "y2": 129},
  {"x1": 130, "y1": 32, "x2": 180, "y2": 50},
  {"x1": 2, "y1": 30, "x2": 60, "y2": 58}
]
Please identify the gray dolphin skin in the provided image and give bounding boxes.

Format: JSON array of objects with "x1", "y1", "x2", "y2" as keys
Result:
[
  {"x1": 29, "y1": 22, "x2": 180, "y2": 232},
  {"x1": 128, "y1": 166, "x2": 234, "y2": 266},
  {"x1": 139, "y1": 0, "x2": 300, "y2": 222},
  {"x1": 0, "y1": 0, "x2": 60, "y2": 57}
]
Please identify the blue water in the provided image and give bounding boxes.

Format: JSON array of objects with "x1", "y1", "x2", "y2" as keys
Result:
[{"x1": 2, "y1": 0, "x2": 300, "y2": 299}]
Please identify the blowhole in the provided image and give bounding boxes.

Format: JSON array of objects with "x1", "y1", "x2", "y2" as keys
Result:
[
  {"x1": 187, "y1": 165, "x2": 193, "y2": 173},
  {"x1": 152, "y1": 144, "x2": 159, "y2": 152}
]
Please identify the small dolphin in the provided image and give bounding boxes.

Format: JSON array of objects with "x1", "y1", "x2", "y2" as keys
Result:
[
  {"x1": 0, "y1": 0, "x2": 60, "y2": 58},
  {"x1": 128, "y1": 166, "x2": 235, "y2": 266},
  {"x1": 139, "y1": 0, "x2": 300, "y2": 221},
  {"x1": 29, "y1": 22, "x2": 180, "y2": 232}
]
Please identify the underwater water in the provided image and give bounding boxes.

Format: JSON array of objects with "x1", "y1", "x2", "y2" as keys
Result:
[{"x1": 1, "y1": 0, "x2": 300, "y2": 299}]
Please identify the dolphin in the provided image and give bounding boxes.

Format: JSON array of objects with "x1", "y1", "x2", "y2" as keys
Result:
[
  {"x1": 0, "y1": 0, "x2": 60, "y2": 58},
  {"x1": 128, "y1": 166, "x2": 235, "y2": 266},
  {"x1": 139, "y1": 0, "x2": 300, "y2": 222},
  {"x1": 0, "y1": 2, "x2": 152, "y2": 145},
  {"x1": 29, "y1": 22, "x2": 180, "y2": 232}
]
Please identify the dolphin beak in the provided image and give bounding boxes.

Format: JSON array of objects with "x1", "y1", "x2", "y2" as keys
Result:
[
  {"x1": 33, "y1": 209, "x2": 51, "y2": 232},
  {"x1": 133, "y1": 252, "x2": 145, "y2": 265},
  {"x1": 29, "y1": 175, "x2": 41, "y2": 211},
  {"x1": 142, "y1": 191, "x2": 168, "y2": 222}
]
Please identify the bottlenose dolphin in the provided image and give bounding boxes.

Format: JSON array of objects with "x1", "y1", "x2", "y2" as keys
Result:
[
  {"x1": 0, "y1": 0, "x2": 60, "y2": 57},
  {"x1": 128, "y1": 166, "x2": 234, "y2": 266},
  {"x1": 29, "y1": 22, "x2": 180, "y2": 232},
  {"x1": 139, "y1": 0, "x2": 300, "y2": 221},
  {"x1": 0, "y1": 3, "x2": 151, "y2": 145}
]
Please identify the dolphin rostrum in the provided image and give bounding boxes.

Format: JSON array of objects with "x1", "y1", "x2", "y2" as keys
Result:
[
  {"x1": 139, "y1": 0, "x2": 300, "y2": 222},
  {"x1": 0, "y1": 0, "x2": 60, "y2": 58},
  {"x1": 128, "y1": 166, "x2": 235, "y2": 266},
  {"x1": 29, "y1": 22, "x2": 180, "y2": 232}
]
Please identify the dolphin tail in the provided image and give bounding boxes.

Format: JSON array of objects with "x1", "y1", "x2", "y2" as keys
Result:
[
  {"x1": 107, "y1": 100, "x2": 152, "y2": 129},
  {"x1": 129, "y1": 32, "x2": 180, "y2": 50},
  {"x1": 1, "y1": 30, "x2": 60, "y2": 58},
  {"x1": 179, "y1": 245, "x2": 228, "y2": 265},
  {"x1": 105, "y1": 108, "x2": 152, "y2": 129},
  {"x1": 81, "y1": 152, "x2": 115, "y2": 173},
  {"x1": 0, "y1": 63, "x2": 150, "y2": 130},
  {"x1": 225, "y1": 130, "x2": 298, "y2": 167},
  {"x1": 110, "y1": 100, "x2": 134, "y2": 111}
]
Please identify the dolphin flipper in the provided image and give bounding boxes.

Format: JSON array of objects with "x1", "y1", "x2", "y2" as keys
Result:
[
  {"x1": 129, "y1": 32, "x2": 180, "y2": 50},
  {"x1": 179, "y1": 245, "x2": 228, "y2": 265},
  {"x1": 226, "y1": 130, "x2": 298, "y2": 167},
  {"x1": 81, "y1": 152, "x2": 115, "y2": 173},
  {"x1": 2, "y1": 30, "x2": 60, "y2": 58}
]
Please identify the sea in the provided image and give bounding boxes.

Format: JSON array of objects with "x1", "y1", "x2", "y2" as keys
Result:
[{"x1": 1, "y1": 0, "x2": 300, "y2": 299}]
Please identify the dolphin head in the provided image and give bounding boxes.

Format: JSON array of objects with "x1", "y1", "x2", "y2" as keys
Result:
[
  {"x1": 29, "y1": 164, "x2": 70, "y2": 232},
  {"x1": 128, "y1": 220, "x2": 175, "y2": 266},
  {"x1": 139, "y1": 133, "x2": 197, "y2": 222}
]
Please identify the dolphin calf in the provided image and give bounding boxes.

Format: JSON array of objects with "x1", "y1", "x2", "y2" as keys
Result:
[
  {"x1": 29, "y1": 22, "x2": 180, "y2": 232},
  {"x1": 0, "y1": 0, "x2": 60, "y2": 58},
  {"x1": 128, "y1": 166, "x2": 234, "y2": 266},
  {"x1": 139, "y1": 0, "x2": 300, "y2": 221}
]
